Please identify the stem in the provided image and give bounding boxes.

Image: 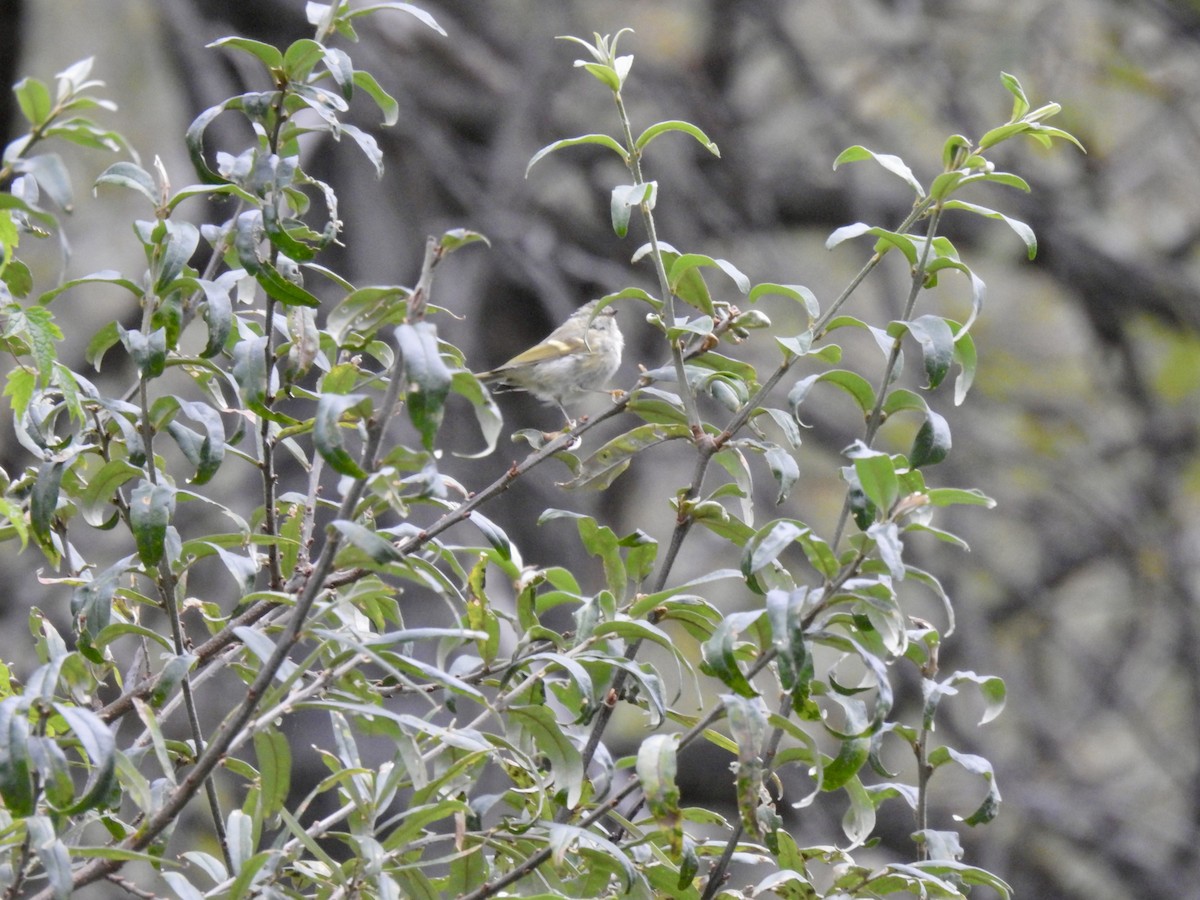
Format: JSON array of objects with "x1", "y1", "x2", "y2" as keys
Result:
[
  {"x1": 260, "y1": 294, "x2": 284, "y2": 590},
  {"x1": 915, "y1": 715, "x2": 932, "y2": 859},
  {"x1": 915, "y1": 643, "x2": 940, "y2": 859},
  {"x1": 258, "y1": 84, "x2": 296, "y2": 592},
  {"x1": 700, "y1": 821, "x2": 743, "y2": 900},
  {"x1": 613, "y1": 89, "x2": 703, "y2": 432},
  {"x1": 568, "y1": 82, "x2": 720, "y2": 796}
]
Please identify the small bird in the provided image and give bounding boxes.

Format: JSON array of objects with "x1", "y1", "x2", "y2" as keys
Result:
[{"x1": 477, "y1": 299, "x2": 624, "y2": 423}]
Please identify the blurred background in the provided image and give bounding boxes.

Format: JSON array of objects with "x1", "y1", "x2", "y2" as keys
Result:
[{"x1": 4, "y1": 1, "x2": 1199, "y2": 897}]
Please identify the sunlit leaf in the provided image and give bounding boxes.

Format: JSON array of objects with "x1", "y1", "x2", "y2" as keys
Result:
[{"x1": 833, "y1": 145, "x2": 926, "y2": 197}]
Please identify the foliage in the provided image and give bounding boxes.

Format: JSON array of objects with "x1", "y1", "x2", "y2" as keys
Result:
[{"x1": 0, "y1": 4, "x2": 1080, "y2": 897}]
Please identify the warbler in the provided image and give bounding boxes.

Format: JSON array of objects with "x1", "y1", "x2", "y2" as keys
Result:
[{"x1": 477, "y1": 299, "x2": 624, "y2": 422}]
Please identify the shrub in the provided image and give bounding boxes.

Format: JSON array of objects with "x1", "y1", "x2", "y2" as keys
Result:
[{"x1": 0, "y1": 5, "x2": 1081, "y2": 897}]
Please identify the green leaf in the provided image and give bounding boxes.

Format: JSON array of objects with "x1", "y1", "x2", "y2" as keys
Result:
[
  {"x1": 39, "y1": 269, "x2": 144, "y2": 307},
  {"x1": 724, "y1": 692, "x2": 768, "y2": 767},
  {"x1": 763, "y1": 445, "x2": 799, "y2": 504},
  {"x1": 183, "y1": 102, "x2": 235, "y2": 183},
  {"x1": 941, "y1": 133, "x2": 972, "y2": 169},
  {"x1": 12, "y1": 305, "x2": 62, "y2": 385},
  {"x1": 833, "y1": 145, "x2": 925, "y2": 197},
  {"x1": 713, "y1": 446, "x2": 752, "y2": 526},
  {"x1": 71, "y1": 555, "x2": 136, "y2": 644},
  {"x1": 449, "y1": 371, "x2": 503, "y2": 459},
  {"x1": 560, "y1": 423, "x2": 690, "y2": 491},
  {"x1": 95, "y1": 161, "x2": 159, "y2": 207},
  {"x1": 327, "y1": 286, "x2": 409, "y2": 346},
  {"x1": 14, "y1": 76, "x2": 52, "y2": 126},
  {"x1": 445, "y1": 839, "x2": 490, "y2": 897},
  {"x1": 575, "y1": 60, "x2": 622, "y2": 91},
  {"x1": 507, "y1": 705, "x2": 584, "y2": 808},
  {"x1": 23, "y1": 153, "x2": 73, "y2": 211},
  {"x1": 262, "y1": 203, "x2": 320, "y2": 263},
  {"x1": 910, "y1": 409, "x2": 951, "y2": 468},
  {"x1": 848, "y1": 444, "x2": 899, "y2": 516},
  {"x1": 231, "y1": 335, "x2": 268, "y2": 409},
  {"x1": 254, "y1": 729, "x2": 292, "y2": 821},
  {"x1": 0, "y1": 698, "x2": 34, "y2": 815},
  {"x1": 396, "y1": 321, "x2": 451, "y2": 452},
  {"x1": 868, "y1": 520, "x2": 906, "y2": 581},
  {"x1": 826, "y1": 223, "x2": 918, "y2": 265},
  {"x1": 925, "y1": 487, "x2": 995, "y2": 509},
  {"x1": 27, "y1": 816, "x2": 72, "y2": 897},
  {"x1": 209, "y1": 36, "x2": 284, "y2": 71},
  {"x1": 748, "y1": 282, "x2": 820, "y2": 320},
  {"x1": 958, "y1": 170, "x2": 1031, "y2": 194},
  {"x1": 1000, "y1": 71, "x2": 1030, "y2": 121},
  {"x1": 893, "y1": 315, "x2": 954, "y2": 390},
  {"x1": 351, "y1": 70, "x2": 399, "y2": 126},
  {"x1": 636, "y1": 734, "x2": 682, "y2": 855},
  {"x1": 540, "y1": 508, "x2": 625, "y2": 601},
  {"x1": 329, "y1": 520, "x2": 402, "y2": 565},
  {"x1": 149, "y1": 652, "x2": 196, "y2": 707},
  {"x1": 631, "y1": 243, "x2": 711, "y2": 314},
  {"x1": 789, "y1": 369, "x2": 876, "y2": 420},
  {"x1": 921, "y1": 257, "x2": 985, "y2": 337},
  {"x1": 700, "y1": 609, "x2": 763, "y2": 697},
  {"x1": 822, "y1": 728, "x2": 871, "y2": 792},
  {"x1": 905, "y1": 861, "x2": 1012, "y2": 898},
  {"x1": 944, "y1": 670, "x2": 1007, "y2": 725},
  {"x1": 205, "y1": 543, "x2": 258, "y2": 597},
  {"x1": 438, "y1": 228, "x2": 490, "y2": 255},
  {"x1": 95, "y1": 398, "x2": 145, "y2": 464},
  {"x1": 742, "y1": 519, "x2": 809, "y2": 580},
  {"x1": 30, "y1": 459, "x2": 64, "y2": 544},
  {"x1": 51, "y1": 703, "x2": 117, "y2": 814},
  {"x1": 1, "y1": 257, "x2": 33, "y2": 300},
  {"x1": 321, "y1": 45, "x2": 355, "y2": 101},
  {"x1": 465, "y1": 556, "x2": 501, "y2": 664},
  {"x1": 928, "y1": 745, "x2": 1001, "y2": 826},
  {"x1": 129, "y1": 480, "x2": 175, "y2": 567},
  {"x1": 526, "y1": 133, "x2": 630, "y2": 176},
  {"x1": 940, "y1": 199, "x2": 1036, "y2": 259},
  {"x1": 166, "y1": 399, "x2": 226, "y2": 485},
  {"x1": 610, "y1": 181, "x2": 656, "y2": 238},
  {"x1": 234, "y1": 626, "x2": 298, "y2": 682},
  {"x1": 546, "y1": 822, "x2": 638, "y2": 893},
  {"x1": 163, "y1": 873, "x2": 209, "y2": 900},
  {"x1": 282, "y1": 38, "x2": 324, "y2": 80},
  {"x1": 627, "y1": 568, "x2": 743, "y2": 619},
  {"x1": 234, "y1": 211, "x2": 321, "y2": 307},
  {"x1": 977, "y1": 122, "x2": 1027, "y2": 151},
  {"x1": 882, "y1": 387, "x2": 928, "y2": 418},
  {"x1": 118, "y1": 325, "x2": 167, "y2": 378},
  {"x1": 724, "y1": 692, "x2": 772, "y2": 838},
  {"x1": 765, "y1": 588, "x2": 812, "y2": 700},
  {"x1": 346, "y1": 3, "x2": 447, "y2": 37},
  {"x1": 634, "y1": 119, "x2": 720, "y2": 157},
  {"x1": 667, "y1": 252, "x2": 750, "y2": 297},
  {"x1": 193, "y1": 278, "x2": 234, "y2": 358},
  {"x1": 3, "y1": 369, "x2": 35, "y2": 426},
  {"x1": 953, "y1": 326, "x2": 978, "y2": 405},
  {"x1": 314, "y1": 393, "x2": 370, "y2": 478}
]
